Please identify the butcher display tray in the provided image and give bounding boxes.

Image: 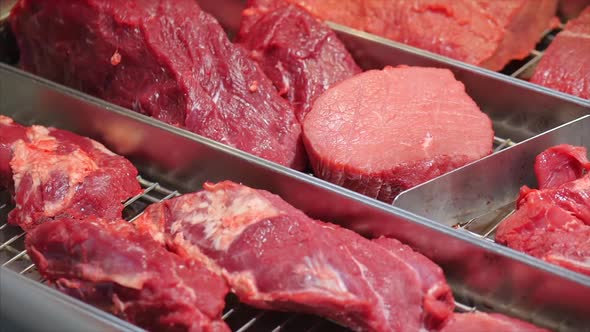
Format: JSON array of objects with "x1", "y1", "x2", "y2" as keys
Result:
[
  {"x1": 1, "y1": 63, "x2": 590, "y2": 331},
  {"x1": 1, "y1": 1, "x2": 590, "y2": 331}
]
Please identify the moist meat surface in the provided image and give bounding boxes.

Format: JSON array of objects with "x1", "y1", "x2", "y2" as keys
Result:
[
  {"x1": 283, "y1": 0, "x2": 558, "y2": 70},
  {"x1": 134, "y1": 181, "x2": 455, "y2": 332},
  {"x1": 302, "y1": 66, "x2": 494, "y2": 202},
  {"x1": 496, "y1": 144, "x2": 590, "y2": 276},
  {"x1": 10, "y1": 0, "x2": 305, "y2": 169},
  {"x1": 26, "y1": 217, "x2": 230, "y2": 332},
  {"x1": 0, "y1": 116, "x2": 141, "y2": 231},
  {"x1": 530, "y1": 6, "x2": 590, "y2": 99},
  {"x1": 238, "y1": 0, "x2": 361, "y2": 121},
  {"x1": 439, "y1": 312, "x2": 550, "y2": 332}
]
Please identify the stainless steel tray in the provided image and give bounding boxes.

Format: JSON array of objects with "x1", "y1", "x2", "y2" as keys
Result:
[{"x1": 2, "y1": 63, "x2": 590, "y2": 331}]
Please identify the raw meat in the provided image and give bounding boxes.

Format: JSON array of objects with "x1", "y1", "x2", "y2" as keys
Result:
[
  {"x1": 440, "y1": 312, "x2": 550, "y2": 332},
  {"x1": 558, "y1": 0, "x2": 590, "y2": 19},
  {"x1": 135, "y1": 181, "x2": 455, "y2": 332},
  {"x1": 238, "y1": 0, "x2": 361, "y2": 121},
  {"x1": 284, "y1": 0, "x2": 558, "y2": 70},
  {"x1": 496, "y1": 145, "x2": 590, "y2": 276},
  {"x1": 372, "y1": 237, "x2": 454, "y2": 330},
  {"x1": 530, "y1": 6, "x2": 590, "y2": 99},
  {"x1": 0, "y1": 116, "x2": 26, "y2": 191},
  {"x1": 302, "y1": 66, "x2": 494, "y2": 202},
  {"x1": 26, "y1": 217, "x2": 230, "y2": 332},
  {"x1": 10, "y1": 0, "x2": 305, "y2": 169},
  {"x1": 0, "y1": 116, "x2": 141, "y2": 231}
]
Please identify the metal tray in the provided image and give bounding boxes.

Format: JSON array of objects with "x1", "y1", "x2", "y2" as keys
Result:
[{"x1": 2, "y1": 63, "x2": 590, "y2": 331}]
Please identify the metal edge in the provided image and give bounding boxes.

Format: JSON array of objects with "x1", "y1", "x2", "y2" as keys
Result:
[
  {"x1": 2, "y1": 62, "x2": 589, "y2": 289},
  {"x1": 0, "y1": 268, "x2": 144, "y2": 332}
]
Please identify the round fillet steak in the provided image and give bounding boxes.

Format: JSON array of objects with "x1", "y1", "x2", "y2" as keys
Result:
[{"x1": 302, "y1": 66, "x2": 494, "y2": 202}]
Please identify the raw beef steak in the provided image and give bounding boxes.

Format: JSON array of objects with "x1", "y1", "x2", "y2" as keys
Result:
[
  {"x1": 530, "y1": 6, "x2": 590, "y2": 99},
  {"x1": 283, "y1": 0, "x2": 558, "y2": 70},
  {"x1": 302, "y1": 66, "x2": 494, "y2": 202},
  {"x1": 135, "y1": 181, "x2": 455, "y2": 332},
  {"x1": 0, "y1": 116, "x2": 141, "y2": 231},
  {"x1": 10, "y1": 0, "x2": 305, "y2": 169},
  {"x1": 440, "y1": 312, "x2": 549, "y2": 332},
  {"x1": 496, "y1": 145, "x2": 590, "y2": 276},
  {"x1": 238, "y1": 0, "x2": 361, "y2": 121},
  {"x1": 0, "y1": 116, "x2": 26, "y2": 191},
  {"x1": 26, "y1": 217, "x2": 230, "y2": 332}
]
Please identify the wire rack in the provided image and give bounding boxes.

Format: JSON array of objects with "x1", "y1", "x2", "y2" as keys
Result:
[{"x1": 0, "y1": 175, "x2": 485, "y2": 332}]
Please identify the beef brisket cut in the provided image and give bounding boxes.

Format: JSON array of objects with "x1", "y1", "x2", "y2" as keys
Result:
[
  {"x1": 134, "y1": 181, "x2": 455, "y2": 332},
  {"x1": 238, "y1": 0, "x2": 361, "y2": 121},
  {"x1": 0, "y1": 116, "x2": 141, "y2": 231},
  {"x1": 530, "y1": 6, "x2": 590, "y2": 99},
  {"x1": 302, "y1": 66, "x2": 494, "y2": 202},
  {"x1": 283, "y1": 0, "x2": 558, "y2": 70},
  {"x1": 496, "y1": 145, "x2": 590, "y2": 276},
  {"x1": 26, "y1": 217, "x2": 230, "y2": 332},
  {"x1": 439, "y1": 312, "x2": 549, "y2": 332},
  {"x1": 10, "y1": 0, "x2": 305, "y2": 169}
]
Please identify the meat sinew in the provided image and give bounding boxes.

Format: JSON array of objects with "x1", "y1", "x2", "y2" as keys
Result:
[
  {"x1": 440, "y1": 312, "x2": 550, "y2": 332},
  {"x1": 302, "y1": 66, "x2": 494, "y2": 202},
  {"x1": 10, "y1": 0, "x2": 305, "y2": 169},
  {"x1": 0, "y1": 116, "x2": 141, "y2": 231},
  {"x1": 135, "y1": 181, "x2": 455, "y2": 332},
  {"x1": 284, "y1": 0, "x2": 558, "y2": 70},
  {"x1": 530, "y1": 6, "x2": 590, "y2": 99},
  {"x1": 496, "y1": 145, "x2": 590, "y2": 276},
  {"x1": 26, "y1": 217, "x2": 230, "y2": 332},
  {"x1": 238, "y1": 0, "x2": 362, "y2": 121}
]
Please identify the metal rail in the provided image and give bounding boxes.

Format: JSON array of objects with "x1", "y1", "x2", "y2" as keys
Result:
[{"x1": 1, "y1": 175, "x2": 484, "y2": 332}]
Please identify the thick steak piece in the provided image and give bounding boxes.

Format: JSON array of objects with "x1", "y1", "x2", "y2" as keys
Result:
[
  {"x1": 10, "y1": 0, "x2": 305, "y2": 169},
  {"x1": 530, "y1": 7, "x2": 590, "y2": 99},
  {"x1": 496, "y1": 145, "x2": 590, "y2": 276},
  {"x1": 440, "y1": 313, "x2": 549, "y2": 332},
  {"x1": 0, "y1": 116, "x2": 141, "y2": 231},
  {"x1": 302, "y1": 66, "x2": 494, "y2": 202},
  {"x1": 135, "y1": 181, "x2": 455, "y2": 332},
  {"x1": 284, "y1": 0, "x2": 558, "y2": 70},
  {"x1": 238, "y1": 0, "x2": 361, "y2": 121},
  {"x1": 26, "y1": 217, "x2": 230, "y2": 332}
]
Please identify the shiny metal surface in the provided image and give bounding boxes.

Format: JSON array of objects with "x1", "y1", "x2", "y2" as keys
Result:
[{"x1": 2, "y1": 64, "x2": 590, "y2": 331}]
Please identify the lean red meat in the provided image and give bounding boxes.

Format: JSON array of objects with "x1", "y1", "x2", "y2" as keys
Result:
[
  {"x1": 238, "y1": 0, "x2": 361, "y2": 121},
  {"x1": 440, "y1": 312, "x2": 550, "y2": 332},
  {"x1": 284, "y1": 0, "x2": 558, "y2": 70},
  {"x1": 530, "y1": 6, "x2": 590, "y2": 99},
  {"x1": 134, "y1": 181, "x2": 455, "y2": 332},
  {"x1": 26, "y1": 217, "x2": 230, "y2": 332},
  {"x1": 558, "y1": 0, "x2": 590, "y2": 19},
  {"x1": 302, "y1": 66, "x2": 494, "y2": 202},
  {"x1": 496, "y1": 145, "x2": 590, "y2": 276},
  {"x1": 10, "y1": 0, "x2": 305, "y2": 169},
  {"x1": 0, "y1": 116, "x2": 141, "y2": 231}
]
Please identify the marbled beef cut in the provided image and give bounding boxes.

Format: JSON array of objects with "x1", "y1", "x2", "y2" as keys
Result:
[
  {"x1": 302, "y1": 66, "x2": 494, "y2": 202},
  {"x1": 530, "y1": 6, "x2": 590, "y2": 99},
  {"x1": 284, "y1": 0, "x2": 558, "y2": 70},
  {"x1": 26, "y1": 217, "x2": 230, "y2": 332},
  {"x1": 440, "y1": 312, "x2": 549, "y2": 332},
  {"x1": 0, "y1": 116, "x2": 141, "y2": 231},
  {"x1": 496, "y1": 145, "x2": 590, "y2": 276},
  {"x1": 134, "y1": 181, "x2": 455, "y2": 332},
  {"x1": 10, "y1": 0, "x2": 305, "y2": 169},
  {"x1": 238, "y1": 0, "x2": 361, "y2": 121}
]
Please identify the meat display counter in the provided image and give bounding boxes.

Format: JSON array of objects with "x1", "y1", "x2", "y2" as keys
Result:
[{"x1": 1, "y1": 0, "x2": 590, "y2": 332}]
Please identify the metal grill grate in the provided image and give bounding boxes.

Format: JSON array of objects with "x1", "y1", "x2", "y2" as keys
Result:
[
  {"x1": 500, "y1": 25, "x2": 564, "y2": 81},
  {"x1": 0, "y1": 175, "x2": 483, "y2": 331}
]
